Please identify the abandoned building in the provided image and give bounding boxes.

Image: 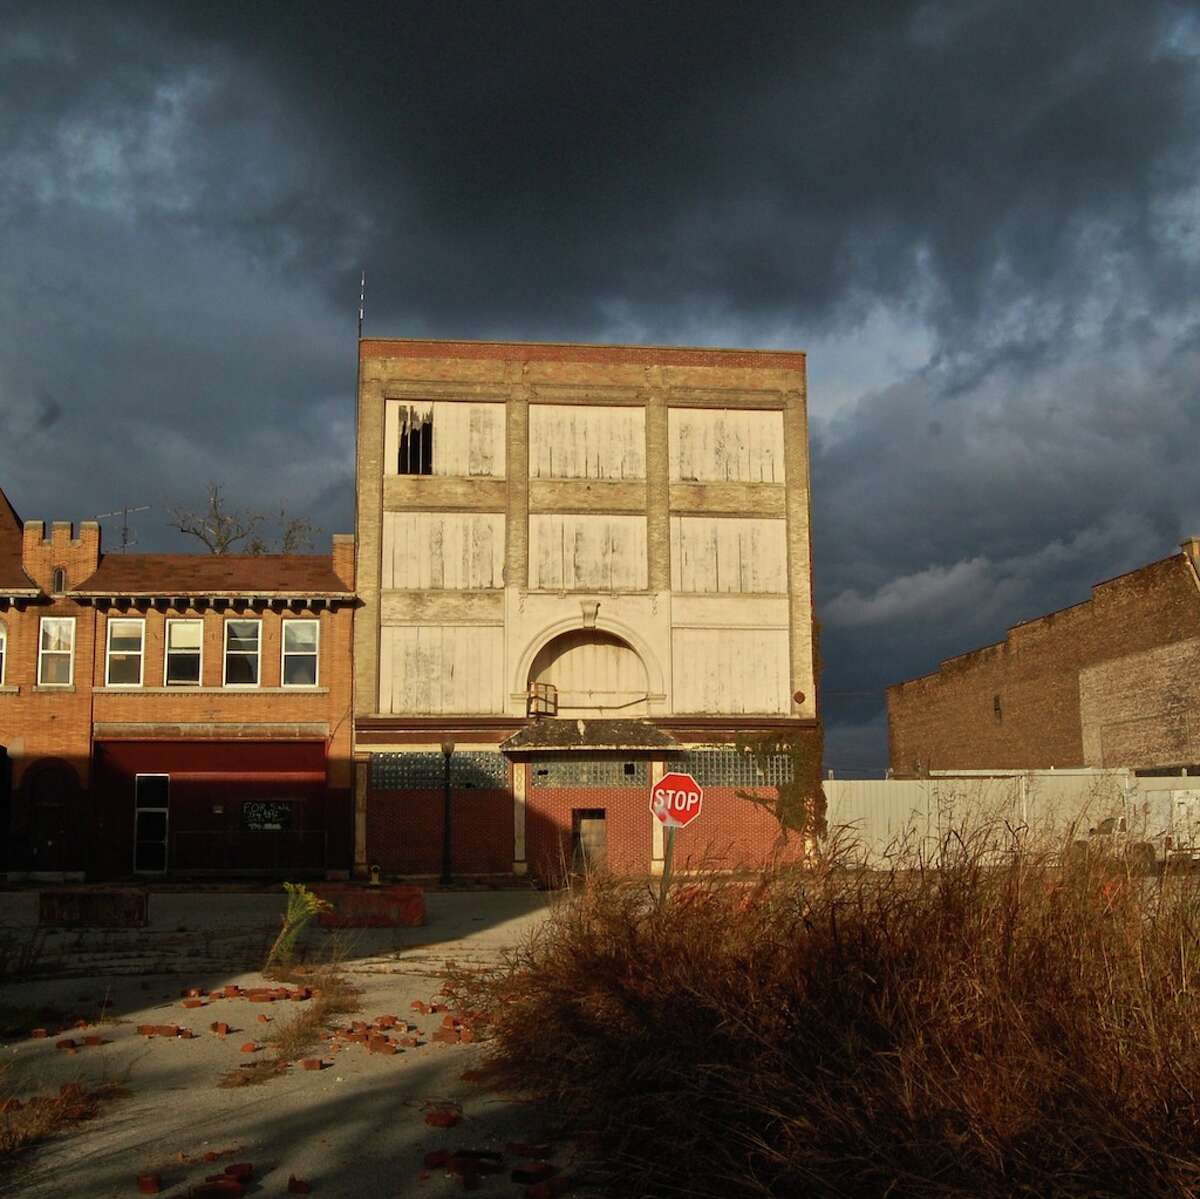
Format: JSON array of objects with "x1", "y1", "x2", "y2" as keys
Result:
[
  {"x1": 0, "y1": 486, "x2": 356, "y2": 878},
  {"x1": 887, "y1": 539, "x2": 1200, "y2": 777},
  {"x1": 353, "y1": 337, "x2": 820, "y2": 879}
]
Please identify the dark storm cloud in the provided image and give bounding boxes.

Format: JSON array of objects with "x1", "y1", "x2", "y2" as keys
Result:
[{"x1": 0, "y1": 1, "x2": 1197, "y2": 769}]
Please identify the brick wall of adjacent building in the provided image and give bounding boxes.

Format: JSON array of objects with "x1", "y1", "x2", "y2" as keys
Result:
[
  {"x1": 365, "y1": 786, "x2": 515, "y2": 876},
  {"x1": 887, "y1": 550, "x2": 1200, "y2": 774}
]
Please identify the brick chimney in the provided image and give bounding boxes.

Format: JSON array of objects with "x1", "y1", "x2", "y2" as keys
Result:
[{"x1": 331, "y1": 533, "x2": 355, "y2": 590}]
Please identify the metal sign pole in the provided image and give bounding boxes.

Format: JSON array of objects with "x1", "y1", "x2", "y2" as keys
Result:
[{"x1": 659, "y1": 825, "x2": 676, "y2": 907}]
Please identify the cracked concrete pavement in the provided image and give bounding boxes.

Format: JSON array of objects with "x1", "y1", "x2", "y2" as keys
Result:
[{"x1": 0, "y1": 889, "x2": 567, "y2": 1198}]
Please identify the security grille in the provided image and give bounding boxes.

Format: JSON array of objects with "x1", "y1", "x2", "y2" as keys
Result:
[
  {"x1": 529, "y1": 758, "x2": 649, "y2": 788},
  {"x1": 370, "y1": 752, "x2": 509, "y2": 791},
  {"x1": 679, "y1": 749, "x2": 794, "y2": 787}
]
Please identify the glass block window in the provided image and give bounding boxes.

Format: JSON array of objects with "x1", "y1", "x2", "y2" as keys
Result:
[
  {"x1": 370, "y1": 752, "x2": 509, "y2": 791},
  {"x1": 679, "y1": 749, "x2": 794, "y2": 788},
  {"x1": 529, "y1": 758, "x2": 649, "y2": 788}
]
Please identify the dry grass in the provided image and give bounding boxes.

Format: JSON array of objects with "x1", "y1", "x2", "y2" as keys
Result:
[
  {"x1": 218, "y1": 965, "x2": 361, "y2": 1088},
  {"x1": 0, "y1": 1066, "x2": 125, "y2": 1170},
  {"x1": 449, "y1": 826, "x2": 1200, "y2": 1198}
]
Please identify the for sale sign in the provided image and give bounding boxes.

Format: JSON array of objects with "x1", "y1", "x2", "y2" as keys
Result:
[{"x1": 650, "y1": 772, "x2": 704, "y2": 829}]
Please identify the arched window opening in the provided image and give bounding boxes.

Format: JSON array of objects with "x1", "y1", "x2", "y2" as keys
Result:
[
  {"x1": 51, "y1": 567, "x2": 66, "y2": 594},
  {"x1": 528, "y1": 630, "x2": 648, "y2": 717}
]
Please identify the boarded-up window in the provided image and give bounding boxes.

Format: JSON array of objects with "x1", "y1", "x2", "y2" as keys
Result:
[
  {"x1": 379, "y1": 625, "x2": 505, "y2": 714},
  {"x1": 671, "y1": 627, "x2": 791, "y2": 714},
  {"x1": 528, "y1": 405, "x2": 645, "y2": 479},
  {"x1": 384, "y1": 401, "x2": 506, "y2": 478},
  {"x1": 382, "y1": 513, "x2": 505, "y2": 590},
  {"x1": 529, "y1": 514, "x2": 648, "y2": 591},
  {"x1": 529, "y1": 630, "x2": 648, "y2": 714},
  {"x1": 668, "y1": 409, "x2": 784, "y2": 483},
  {"x1": 670, "y1": 517, "x2": 788, "y2": 593}
]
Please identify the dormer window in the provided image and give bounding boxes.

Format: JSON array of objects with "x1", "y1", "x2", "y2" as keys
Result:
[{"x1": 51, "y1": 567, "x2": 66, "y2": 594}]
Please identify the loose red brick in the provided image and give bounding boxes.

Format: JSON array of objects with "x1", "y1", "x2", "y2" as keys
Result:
[
  {"x1": 525, "y1": 1178, "x2": 571, "y2": 1199},
  {"x1": 84, "y1": 1034, "x2": 105, "y2": 1046},
  {"x1": 423, "y1": 1149, "x2": 451, "y2": 1168},
  {"x1": 512, "y1": 1162, "x2": 559, "y2": 1185},
  {"x1": 210, "y1": 1022, "x2": 231, "y2": 1037},
  {"x1": 182, "y1": 999, "x2": 205, "y2": 1009},
  {"x1": 55, "y1": 1038, "x2": 77, "y2": 1050},
  {"x1": 136, "y1": 1174, "x2": 162, "y2": 1195},
  {"x1": 287, "y1": 1178, "x2": 313, "y2": 1195},
  {"x1": 73, "y1": 1018, "x2": 89, "y2": 1028},
  {"x1": 256, "y1": 1014, "x2": 270, "y2": 1024},
  {"x1": 300, "y1": 1058, "x2": 325, "y2": 1071},
  {"x1": 223, "y1": 1163, "x2": 254, "y2": 1181},
  {"x1": 29, "y1": 1029, "x2": 47, "y2": 1039},
  {"x1": 423, "y1": 1109, "x2": 460, "y2": 1128},
  {"x1": 240, "y1": 1042, "x2": 258, "y2": 1053},
  {"x1": 375, "y1": 1014, "x2": 398, "y2": 1028}
]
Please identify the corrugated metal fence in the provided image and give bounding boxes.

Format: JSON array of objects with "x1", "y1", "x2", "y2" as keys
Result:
[{"x1": 822, "y1": 771, "x2": 1200, "y2": 866}]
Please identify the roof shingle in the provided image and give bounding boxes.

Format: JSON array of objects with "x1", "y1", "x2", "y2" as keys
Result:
[
  {"x1": 0, "y1": 487, "x2": 38, "y2": 594},
  {"x1": 72, "y1": 553, "x2": 352, "y2": 598}
]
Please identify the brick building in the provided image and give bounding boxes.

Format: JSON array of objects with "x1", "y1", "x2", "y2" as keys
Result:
[
  {"x1": 887, "y1": 540, "x2": 1200, "y2": 776},
  {"x1": 353, "y1": 337, "x2": 820, "y2": 880},
  {"x1": 0, "y1": 486, "x2": 356, "y2": 878}
]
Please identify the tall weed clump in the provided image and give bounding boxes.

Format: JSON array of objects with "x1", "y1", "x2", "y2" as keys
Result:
[
  {"x1": 263, "y1": 882, "x2": 331, "y2": 973},
  {"x1": 453, "y1": 829, "x2": 1200, "y2": 1198}
]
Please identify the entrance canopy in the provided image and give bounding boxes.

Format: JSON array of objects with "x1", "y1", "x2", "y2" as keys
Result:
[{"x1": 500, "y1": 718, "x2": 681, "y2": 755}]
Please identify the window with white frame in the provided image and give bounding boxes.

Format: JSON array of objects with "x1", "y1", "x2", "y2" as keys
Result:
[
  {"x1": 105, "y1": 618, "x2": 145, "y2": 686},
  {"x1": 0, "y1": 620, "x2": 6, "y2": 685},
  {"x1": 281, "y1": 619, "x2": 319, "y2": 686},
  {"x1": 165, "y1": 619, "x2": 203, "y2": 685},
  {"x1": 223, "y1": 619, "x2": 261, "y2": 686},
  {"x1": 38, "y1": 617, "x2": 74, "y2": 685}
]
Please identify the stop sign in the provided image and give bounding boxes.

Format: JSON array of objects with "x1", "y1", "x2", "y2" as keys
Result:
[{"x1": 650, "y1": 772, "x2": 704, "y2": 829}]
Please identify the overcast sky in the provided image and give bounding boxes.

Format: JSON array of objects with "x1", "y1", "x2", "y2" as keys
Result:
[{"x1": 2, "y1": 1, "x2": 1198, "y2": 771}]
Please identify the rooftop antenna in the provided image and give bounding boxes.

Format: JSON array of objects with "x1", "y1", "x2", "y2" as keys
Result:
[
  {"x1": 94, "y1": 504, "x2": 150, "y2": 553},
  {"x1": 358, "y1": 270, "x2": 365, "y2": 338}
]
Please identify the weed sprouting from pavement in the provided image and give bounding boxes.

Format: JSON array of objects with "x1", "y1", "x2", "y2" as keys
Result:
[{"x1": 451, "y1": 824, "x2": 1200, "y2": 1199}]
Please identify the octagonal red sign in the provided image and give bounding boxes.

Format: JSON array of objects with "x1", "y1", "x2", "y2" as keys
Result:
[{"x1": 650, "y1": 772, "x2": 704, "y2": 829}]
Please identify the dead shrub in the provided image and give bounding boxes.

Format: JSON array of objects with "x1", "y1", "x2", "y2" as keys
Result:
[{"x1": 450, "y1": 826, "x2": 1200, "y2": 1198}]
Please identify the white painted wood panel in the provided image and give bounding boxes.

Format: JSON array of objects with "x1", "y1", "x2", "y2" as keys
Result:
[
  {"x1": 671, "y1": 627, "x2": 790, "y2": 714},
  {"x1": 668, "y1": 408, "x2": 784, "y2": 483},
  {"x1": 384, "y1": 401, "x2": 506, "y2": 477},
  {"x1": 529, "y1": 630, "x2": 648, "y2": 714},
  {"x1": 528, "y1": 405, "x2": 645, "y2": 479},
  {"x1": 669, "y1": 517, "x2": 787, "y2": 593},
  {"x1": 382, "y1": 513, "x2": 505, "y2": 590},
  {"x1": 529, "y1": 514, "x2": 648, "y2": 591},
  {"x1": 379, "y1": 625, "x2": 505, "y2": 713}
]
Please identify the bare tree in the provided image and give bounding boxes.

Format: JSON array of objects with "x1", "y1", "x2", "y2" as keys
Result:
[{"x1": 170, "y1": 484, "x2": 320, "y2": 555}]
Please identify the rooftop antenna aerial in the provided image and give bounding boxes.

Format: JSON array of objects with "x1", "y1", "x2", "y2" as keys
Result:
[
  {"x1": 358, "y1": 270, "x2": 366, "y2": 338},
  {"x1": 94, "y1": 504, "x2": 150, "y2": 553}
]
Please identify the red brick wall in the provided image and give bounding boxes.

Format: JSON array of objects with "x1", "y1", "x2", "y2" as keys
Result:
[
  {"x1": 526, "y1": 784, "x2": 652, "y2": 880},
  {"x1": 366, "y1": 787, "x2": 515, "y2": 876},
  {"x1": 670, "y1": 785, "x2": 804, "y2": 871},
  {"x1": 887, "y1": 554, "x2": 1200, "y2": 773}
]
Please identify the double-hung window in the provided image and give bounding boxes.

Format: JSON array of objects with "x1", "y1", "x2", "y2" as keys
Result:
[
  {"x1": 38, "y1": 617, "x2": 74, "y2": 686},
  {"x1": 165, "y1": 620, "x2": 203, "y2": 685},
  {"x1": 281, "y1": 620, "x2": 319, "y2": 686},
  {"x1": 223, "y1": 619, "x2": 261, "y2": 686},
  {"x1": 105, "y1": 618, "x2": 145, "y2": 686}
]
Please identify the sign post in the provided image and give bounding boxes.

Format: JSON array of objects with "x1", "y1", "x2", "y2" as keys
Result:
[{"x1": 649, "y1": 772, "x2": 704, "y2": 906}]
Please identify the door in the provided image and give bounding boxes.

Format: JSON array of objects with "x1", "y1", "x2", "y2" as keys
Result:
[
  {"x1": 134, "y1": 774, "x2": 170, "y2": 874},
  {"x1": 27, "y1": 760, "x2": 78, "y2": 872},
  {"x1": 571, "y1": 809, "x2": 607, "y2": 873}
]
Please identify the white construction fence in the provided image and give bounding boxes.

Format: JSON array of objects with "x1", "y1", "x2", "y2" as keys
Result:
[{"x1": 821, "y1": 770, "x2": 1200, "y2": 867}]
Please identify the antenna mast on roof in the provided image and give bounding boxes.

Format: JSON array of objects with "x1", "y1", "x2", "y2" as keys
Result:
[
  {"x1": 94, "y1": 504, "x2": 150, "y2": 553},
  {"x1": 358, "y1": 270, "x2": 365, "y2": 338}
]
